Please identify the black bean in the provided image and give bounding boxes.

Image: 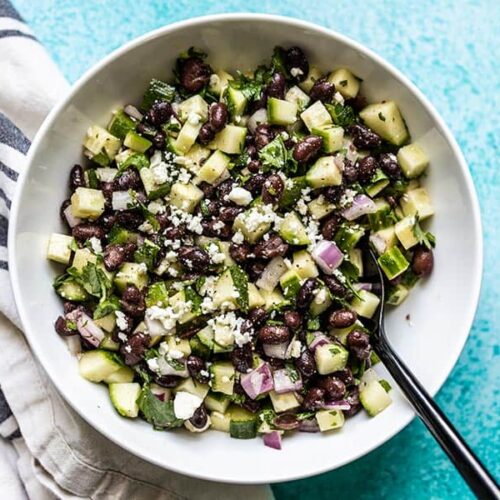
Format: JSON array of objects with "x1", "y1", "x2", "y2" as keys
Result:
[
  {"x1": 266, "y1": 72, "x2": 286, "y2": 99},
  {"x1": 258, "y1": 325, "x2": 290, "y2": 344},
  {"x1": 254, "y1": 124, "x2": 276, "y2": 150},
  {"x1": 248, "y1": 307, "x2": 268, "y2": 326},
  {"x1": 60, "y1": 199, "x2": 71, "y2": 226},
  {"x1": 116, "y1": 210, "x2": 144, "y2": 229},
  {"x1": 284, "y1": 46, "x2": 309, "y2": 82},
  {"x1": 113, "y1": 169, "x2": 142, "y2": 191},
  {"x1": 231, "y1": 343, "x2": 254, "y2": 373},
  {"x1": 120, "y1": 332, "x2": 150, "y2": 365},
  {"x1": 69, "y1": 164, "x2": 85, "y2": 191},
  {"x1": 246, "y1": 144, "x2": 258, "y2": 159},
  {"x1": 189, "y1": 405, "x2": 208, "y2": 429},
  {"x1": 179, "y1": 57, "x2": 211, "y2": 93},
  {"x1": 248, "y1": 260, "x2": 267, "y2": 281},
  {"x1": 198, "y1": 181, "x2": 216, "y2": 198},
  {"x1": 323, "y1": 275, "x2": 349, "y2": 298},
  {"x1": 145, "y1": 101, "x2": 172, "y2": 126},
  {"x1": 378, "y1": 153, "x2": 401, "y2": 179},
  {"x1": 164, "y1": 224, "x2": 186, "y2": 240},
  {"x1": 208, "y1": 102, "x2": 228, "y2": 132},
  {"x1": 120, "y1": 285, "x2": 146, "y2": 318},
  {"x1": 348, "y1": 124, "x2": 382, "y2": 150},
  {"x1": 219, "y1": 206, "x2": 242, "y2": 222},
  {"x1": 346, "y1": 95, "x2": 368, "y2": 112},
  {"x1": 321, "y1": 214, "x2": 341, "y2": 240},
  {"x1": 201, "y1": 220, "x2": 232, "y2": 239},
  {"x1": 247, "y1": 159, "x2": 261, "y2": 173},
  {"x1": 187, "y1": 355, "x2": 209, "y2": 383},
  {"x1": 154, "y1": 374, "x2": 181, "y2": 388},
  {"x1": 216, "y1": 179, "x2": 235, "y2": 202},
  {"x1": 273, "y1": 413, "x2": 300, "y2": 431},
  {"x1": 296, "y1": 278, "x2": 318, "y2": 309},
  {"x1": 332, "y1": 367, "x2": 355, "y2": 387},
  {"x1": 206, "y1": 200, "x2": 221, "y2": 216},
  {"x1": 357, "y1": 156, "x2": 378, "y2": 184},
  {"x1": 309, "y1": 77, "x2": 335, "y2": 103},
  {"x1": 152, "y1": 131, "x2": 166, "y2": 149},
  {"x1": 296, "y1": 350, "x2": 316, "y2": 378},
  {"x1": 347, "y1": 330, "x2": 371, "y2": 360},
  {"x1": 318, "y1": 376, "x2": 346, "y2": 400},
  {"x1": 261, "y1": 174, "x2": 284, "y2": 204},
  {"x1": 54, "y1": 316, "x2": 75, "y2": 336},
  {"x1": 244, "y1": 174, "x2": 267, "y2": 195},
  {"x1": 283, "y1": 311, "x2": 302, "y2": 330},
  {"x1": 323, "y1": 186, "x2": 343, "y2": 204},
  {"x1": 229, "y1": 242, "x2": 251, "y2": 263},
  {"x1": 412, "y1": 246, "x2": 434, "y2": 277},
  {"x1": 293, "y1": 135, "x2": 323, "y2": 163},
  {"x1": 177, "y1": 246, "x2": 210, "y2": 271},
  {"x1": 178, "y1": 324, "x2": 202, "y2": 340},
  {"x1": 343, "y1": 159, "x2": 359, "y2": 184},
  {"x1": 103, "y1": 243, "x2": 137, "y2": 271},
  {"x1": 328, "y1": 308, "x2": 357, "y2": 328},
  {"x1": 242, "y1": 398, "x2": 262, "y2": 413},
  {"x1": 198, "y1": 123, "x2": 216, "y2": 144},
  {"x1": 72, "y1": 223, "x2": 105, "y2": 242},
  {"x1": 254, "y1": 234, "x2": 288, "y2": 259},
  {"x1": 303, "y1": 387, "x2": 325, "y2": 410}
]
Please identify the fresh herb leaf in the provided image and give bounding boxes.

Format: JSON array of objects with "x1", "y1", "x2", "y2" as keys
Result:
[
  {"x1": 94, "y1": 295, "x2": 120, "y2": 319},
  {"x1": 80, "y1": 262, "x2": 112, "y2": 299},
  {"x1": 141, "y1": 79, "x2": 176, "y2": 111},
  {"x1": 326, "y1": 103, "x2": 357, "y2": 128},
  {"x1": 279, "y1": 176, "x2": 308, "y2": 209},
  {"x1": 259, "y1": 136, "x2": 287, "y2": 171},
  {"x1": 412, "y1": 215, "x2": 436, "y2": 249},
  {"x1": 306, "y1": 316, "x2": 321, "y2": 331},
  {"x1": 339, "y1": 79, "x2": 348, "y2": 87},
  {"x1": 296, "y1": 411, "x2": 316, "y2": 421},
  {"x1": 134, "y1": 239, "x2": 160, "y2": 271},
  {"x1": 227, "y1": 72, "x2": 264, "y2": 102},
  {"x1": 378, "y1": 112, "x2": 386, "y2": 122},
  {"x1": 370, "y1": 350, "x2": 381, "y2": 365},
  {"x1": 117, "y1": 153, "x2": 150, "y2": 175},
  {"x1": 230, "y1": 393, "x2": 246, "y2": 405},
  {"x1": 269, "y1": 46, "x2": 288, "y2": 76},
  {"x1": 379, "y1": 379, "x2": 392, "y2": 392},
  {"x1": 184, "y1": 286, "x2": 202, "y2": 314},
  {"x1": 87, "y1": 169, "x2": 99, "y2": 189},
  {"x1": 285, "y1": 363, "x2": 300, "y2": 383},
  {"x1": 229, "y1": 265, "x2": 249, "y2": 312},
  {"x1": 166, "y1": 358, "x2": 185, "y2": 371},
  {"x1": 144, "y1": 348, "x2": 159, "y2": 361},
  {"x1": 137, "y1": 386, "x2": 184, "y2": 429},
  {"x1": 146, "y1": 282, "x2": 169, "y2": 308}
]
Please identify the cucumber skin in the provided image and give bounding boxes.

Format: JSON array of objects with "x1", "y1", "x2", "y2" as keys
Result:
[{"x1": 229, "y1": 419, "x2": 257, "y2": 439}]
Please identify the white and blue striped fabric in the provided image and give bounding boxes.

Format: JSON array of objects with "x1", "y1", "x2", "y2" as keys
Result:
[{"x1": 0, "y1": 3, "x2": 273, "y2": 498}]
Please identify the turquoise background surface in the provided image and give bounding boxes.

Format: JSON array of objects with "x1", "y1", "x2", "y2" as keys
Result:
[{"x1": 11, "y1": 0, "x2": 499, "y2": 498}]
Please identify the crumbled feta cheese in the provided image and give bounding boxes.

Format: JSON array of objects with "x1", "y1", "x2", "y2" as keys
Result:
[
  {"x1": 187, "y1": 112, "x2": 201, "y2": 125},
  {"x1": 174, "y1": 392, "x2": 203, "y2": 420},
  {"x1": 340, "y1": 189, "x2": 357, "y2": 208},
  {"x1": 147, "y1": 357, "x2": 160, "y2": 373},
  {"x1": 168, "y1": 349, "x2": 184, "y2": 360},
  {"x1": 89, "y1": 237, "x2": 102, "y2": 254},
  {"x1": 227, "y1": 186, "x2": 253, "y2": 206},
  {"x1": 200, "y1": 369, "x2": 209, "y2": 379},
  {"x1": 289, "y1": 340, "x2": 302, "y2": 358},
  {"x1": 115, "y1": 311, "x2": 128, "y2": 331},
  {"x1": 151, "y1": 163, "x2": 169, "y2": 185},
  {"x1": 148, "y1": 200, "x2": 166, "y2": 214},
  {"x1": 117, "y1": 332, "x2": 127, "y2": 342},
  {"x1": 158, "y1": 341, "x2": 169, "y2": 356},
  {"x1": 138, "y1": 221, "x2": 154, "y2": 234},
  {"x1": 145, "y1": 299, "x2": 192, "y2": 334},
  {"x1": 212, "y1": 220, "x2": 225, "y2": 231},
  {"x1": 333, "y1": 91, "x2": 345, "y2": 104},
  {"x1": 137, "y1": 263, "x2": 148, "y2": 274},
  {"x1": 207, "y1": 243, "x2": 226, "y2": 264},
  {"x1": 232, "y1": 231, "x2": 245, "y2": 244},
  {"x1": 209, "y1": 73, "x2": 220, "y2": 88},
  {"x1": 290, "y1": 67, "x2": 304, "y2": 77},
  {"x1": 208, "y1": 312, "x2": 252, "y2": 348}
]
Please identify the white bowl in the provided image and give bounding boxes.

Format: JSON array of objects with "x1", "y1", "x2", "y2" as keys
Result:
[{"x1": 9, "y1": 14, "x2": 482, "y2": 484}]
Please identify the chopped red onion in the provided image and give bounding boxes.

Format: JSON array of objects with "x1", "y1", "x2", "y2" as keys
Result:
[
  {"x1": 157, "y1": 357, "x2": 189, "y2": 378},
  {"x1": 311, "y1": 240, "x2": 344, "y2": 275},
  {"x1": 256, "y1": 256, "x2": 287, "y2": 291},
  {"x1": 273, "y1": 368, "x2": 303, "y2": 394},
  {"x1": 124, "y1": 104, "x2": 143, "y2": 121},
  {"x1": 63, "y1": 204, "x2": 82, "y2": 228},
  {"x1": 321, "y1": 400, "x2": 351, "y2": 411},
  {"x1": 112, "y1": 191, "x2": 134, "y2": 211},
  {"x1": 307, "y1": 333, "x2": 331, "y2": 352},
  {"x1": 241, "y1": 363, "x2": 274, "y2": 400},
  {"x1": 342, "y1": 194, "x2": 377, "y2": 221},
  {"x1": 69, "y1": 311, "x2": 105, "y2": 347},
  {"x1": 263, "y1": 341, "x2": 289, "y2": 360},
  {"x1": 263, "y1": 431, "x2": 282, "y2": 450},
  {"x1": 150, "y1": 386, "x2": 171, "y2": 402},
  {"x1": 298, "y1": 418, "x2": 320, "y2": 433},
  {"x1": 355, "y1": 282, "x2": 373, "y2": 292},
  {"x1": 247, "y1": 108, "x2": 268, "y2": 133}
]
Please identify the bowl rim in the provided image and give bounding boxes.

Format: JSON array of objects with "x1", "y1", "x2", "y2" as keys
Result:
[{"x1": 8, "y1": 13, "x2": 483, "y2": 484}]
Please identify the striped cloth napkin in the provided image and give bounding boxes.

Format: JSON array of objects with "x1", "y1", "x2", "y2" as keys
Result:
[{"x1": 0, "y1": 2, "x2": 273, "y2": 498}]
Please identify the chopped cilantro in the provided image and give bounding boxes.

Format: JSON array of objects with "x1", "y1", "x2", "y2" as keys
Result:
[
  {"x1": 378, "y1": 112, "x2": 386, "y2": 122},
  {"x1": 412, "y1": 215, "x2": 436, "y2": 249},
  {"x1": 325, "y1": 102, "x2": 357, "y2": 128},
  {"x1": 229, "y1": 265, "x2": 249, "y2": 312},
  {"x1": 137, "y1": 385, "x2": 183, "y2": 429},
  {"x1": 379, "y1": 379, "x2": 392, "y2": 392},
  {"x1": 184, "y1": 286, "x2": 202, "y2": 314},
  {"x1": 134, "y1": 239, "x2": 160, "y2": 271}
]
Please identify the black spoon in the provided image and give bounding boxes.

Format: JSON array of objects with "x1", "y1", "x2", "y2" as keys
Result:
[{"x1": 365, "y1": 249, "x2": 499, "y2": 499}]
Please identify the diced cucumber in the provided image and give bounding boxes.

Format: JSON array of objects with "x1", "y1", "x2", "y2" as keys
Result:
[
  {"x1": 397, "y1": 143, "x2": 429, "y2": 179},
  {"x1": 248, "y1": 283, "x2": 265, "y2": 309},
  {"x1": 292, "y1": 250, "x2": 319, "y2": 279},
  {"x1": 141, "y1": 79, "x2": 175, "y2": 110},
  {"x1": 174, "y1": 378, "x2": 210, "y2": 400},
  {"x1": 108, "y1": 226, "x2": 137, "y2": 245},
  {"x1": 285, "y1": 85, "x2": 310, "y2": 111},
  {"x1": 166, "y1": 336, "x2": 192, "y2": 357},
  {"x1": 196, "y1": 150, "x2": 230, "y2": 185},
  {"x1": 279, "y1": 176, "x2": 308, "y2": 209},
  {"x1": 84, "y1": 125, "x2": 121, "y2": 161},
  {"x1": 183, "y1": 144, "x2": 212, "y2": 174},
  {"x1": 365, "y1": 169, "x2": 390, "y2": 197},
  {"x1": 311, "y1": 126, "x2": 344, "y2": 153},
  {"x1": 70, "y1": 247, "x2": 96, "y2": 272},
  {"x1": 360, "y1": 380, "x2": 392, "y2": 416},
  {"x1": 196, "y1": 325, "x2": 215, "y2": 351},
  {"x1": 205, "y1": 392, "x2": 231, "y2": 413},
  {"x1": 47, "y1": 233, "x2": 74, "y2": 264},
  {"x1": 348, "y1": 248, "x2": 364, "y2": 277},
  {"x1": 145, "y1": 281, "x2": 169, "y2": 308},
  {"x1": 260, "y1": 288, "x2": 287, "y2": 311},
  {"x1": 108, "y1": 109, "x2": 136, "y2": 139},
  {"x1": 279, "y1": 269, "x2": 302, "y2": 300},
  {"x1": 178, "y1": 95, "x2": 209, "y2": 122},
  {"x1": 400, "y1": 187, "x2": 434, "y2": 220},
  {"x1": 300, "y1": 101, "x2": 333, "y2": 132},
  {"x1": 55, "y1": 280, "x2": 88, "y2": 302},
  {"x1": 233, "y1": 207, "x2": 272, "y2": 244},
  {"x1": 189, "y1": 335, "x2": 211, "y2": 360},
  {"x1": 70, "y1": 187, "x2": 105, "y2": 219},
  {"x1": 78, "y1": 350, "x2": 123, "y2": 383},
  {"x1": 310, "y1": 285, "x2": 332, "y2": 316},
  {"x1": 95, "y1": 167, "x2": 118, "y2": 183},
  {"x1": 226, "y1": 86, "x2": 248, "y2": 118},
  {"x1": 210, "y1": 361, "x2": 235, "y2": 395},
  {"x1": 350, "y1": 289, "x2": 381, "y2": 318},
  {"x1": 229, "y1": 407, "x2": 257, "y2": 439},
  {"x1": 95, "y1": 314, "x2": 117, "y2": 333},
  {"x1": 269, "y1": 390, "x2": 300, "y2": 413},
  {"x1": 209, "y1": 125, "x2": 247, "y2": 154},
  {"x1": 378, "y1": 246, "x2": 410, "y2": 280},
  {"x1": 208, "y1": 70, "x2": 234, "y2": 97},
  {"x1": 169, "y1": 289, "x2": 199, "y2": 324},
  {"x1": 329, "y1": 321, "x2": 362, "y2": 345},
  {"x1": 367, "y1": 198, "x2": 393, "y2": 231},
  {"x1": 212, "y1": 269, "x2": 239, "y2": 310},
  {"x1": 315, "y1": 344, "x2": 349, "y2": 375},
  {"x1": 109, "y1": 383, "x2": 141, "y2": 418},
  {"x1": 99, "y1": 334, "x2": 119, "y2": 351},
  {"x1": 124, "y1": 131, "x2": 152, "y2": 153},
  {"x1": 217, "y1": 241, "x2": 236, "y2": 267},
  {"x1": 298, "y1": 66, "x2": 322, "y2": 93},
  {"x1": 267, "y1": 97, "x2": 298, "y2": 126},
  {"x1": 316, "y1": 409, "x2": 345, "y2": 431},
  {"x1": 335, "y1": 224, "x2": 365, "y2": 252},
  {"x1": 370, "y1": 226, "x2": 397, "y2": 255},
  {"x1": 395, "y1": 216, "x2": 419, "y2": 249},
  {"x1": 172, "y1": 121, "x2": 202, "y2": 155},
  {"x1": 327, "y1": 68, "x2": 360, "y2": 99},
  {"x1": 114, "y1": 262, "x2": 149, "y2": 292},
  {"x1": 306, "y1": 156, "x2": 342, "y2": 188},
  {"x1": 359, "y1": 101, "x2": 409, "y2": 146},
  {"x1": 307, "y1": 196, "x2": 335, "y2": 220},
  {"x1": 279, "y1": 212, "x2": 310, "y2": 245},
  {"x1": 104, "y1": 366, "x2": 135, "y2": 384},
  {"x1": 387, "y1": 283, "x2": 410, "y2": 306},
  {"x1": 210, "y1": 411, "x2": 231, "y2": 432},
  {"x1": 169, "y1": 182, "x2": 204, "y2": 213}
]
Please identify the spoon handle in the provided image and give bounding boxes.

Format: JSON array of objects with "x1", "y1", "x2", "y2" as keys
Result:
[{"x1": 374, "y1": 339, "x2": 500, "y2": 499}]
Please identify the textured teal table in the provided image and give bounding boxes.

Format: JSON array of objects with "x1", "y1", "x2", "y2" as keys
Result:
[{"x1": 12, "y1": 1, "x2": 499, "y2": 498}]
